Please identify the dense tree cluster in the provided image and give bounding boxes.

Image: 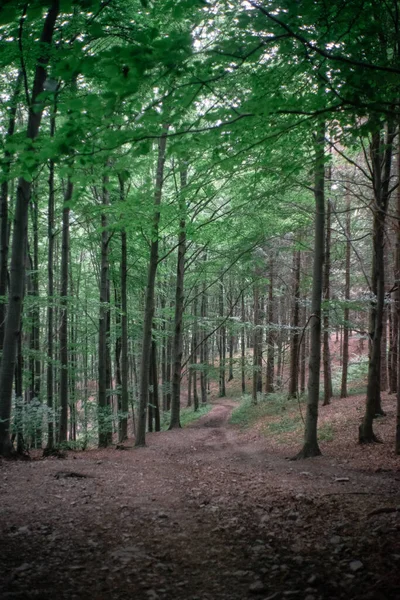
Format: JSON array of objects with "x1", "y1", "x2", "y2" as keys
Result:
[{"x1": 0, "y1": 0, "x2": 399, "y2": 457}]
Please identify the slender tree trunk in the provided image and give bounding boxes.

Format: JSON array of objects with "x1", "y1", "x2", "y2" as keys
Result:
[
  {"x1": 396, "y1": 130, "x2": 400, "y2": 454},
  {"x1": 59, "y1": 179, "x2": 73, "y2": 444},
  {"x1": 360, "y1": 123, "x2": 395, "y2": 443},
  {"x1": 0, "y1": 2, "x2": 59, "y2": 456},
  {"x1": 288, "y1": 249, "x2": 301, "y2": 398},
  {"x1": 266, "y1": 257, "x2": 275, "y2": 393},
  {"x1": 151, "y1": 339, "x2": 161, "y2": 432},
  {"x1": 200, "y1": 264, "x2": 208, "y2": 403},
  {"x1": 45, "y1": 116, "x2": 56, "y2": 451},
  {"x1": 341, "y1": 194, "x2": 351, "y2": 398},
  {"x1": 119, "y1": 178, "x2": 129, "y2": 442},
  {"x1": 98, "y1": 175, "x2": 111, "y2": 447},
  {"x1": 294, "y1": 121, "x2": 325, "y2": 459},
  {"x1": 0, "y1": 72, "x2": 22, "y2": 355},
  {"x1": 219, "y1": 276, "x2": 226, "y2": 397},
  {"x1": 322, "y1": 190, "x2": 333, "y2": 405},
  {"x1": 241, "y1": 292, "x2": 246, "y2": 394},
  {"x1": 169, "y1": 167, "x2": 187, "y2": 429},
  {"x1": 135, "y1": 126, "x2": 169, "y2": 447}
]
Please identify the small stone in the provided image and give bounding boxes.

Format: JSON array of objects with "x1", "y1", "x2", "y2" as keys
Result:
[
  {"x1": 330, "y1": 535, "x2": 341, "y2": 545},
  {"x1": 349, "y1": 560, "x2": 363, "y2": 572},
  {"x1": 14, "y1": 562, "x2": 31, "y2": 573},
  {"x1": 335, "y1": 477, "x2": 350, "y2": 482},
  {"x1": 17, "y1": 525, "x2": 30, "y2": 534},
  {"x1": 249, "y1": 580, "x2": 266, "y2": 594},
  {"x1": 157, "y1": 512, "x2": 168, "y2": 519}
]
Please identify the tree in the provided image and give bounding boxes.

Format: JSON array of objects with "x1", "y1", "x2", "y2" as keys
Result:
[{"x1": 0, "y1": 1, "x2": 60, "y2": 456}]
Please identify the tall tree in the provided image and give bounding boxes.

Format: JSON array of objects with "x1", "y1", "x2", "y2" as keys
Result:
[
  {"x1": 135, "y1": 126, "x2": 169, "y2": 447},
  {"x1": 0, "y1": 1, "x2": 60, "y2": 456},
  {"x1": 294, "y1": 120, "x2": 325, "y2": 459},
  {"x1": 169, "y1": 165, "x2": 188, "y2": 429}
]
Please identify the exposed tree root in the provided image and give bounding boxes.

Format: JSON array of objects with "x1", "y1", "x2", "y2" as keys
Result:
[
  {"x1": 290, "y1": 442, "x2": 322, "y2": 460},
  {"x1": 43, "y1": 447, "x2": 67, "y2": 459},
  {"x1": 358, "y1": 425, "x2": 383, "y2": 444}
]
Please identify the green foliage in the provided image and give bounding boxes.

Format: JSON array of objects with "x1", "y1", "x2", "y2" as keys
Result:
[
  {"x1": 230, "y1": 393, "x2": 305, "y2": 429},
  {"x1": 331, "y1": 356, "x2": 369, "y2": 396},
  {"x1": 161, "y1": 403, "x2": 213, "y2": 429}
]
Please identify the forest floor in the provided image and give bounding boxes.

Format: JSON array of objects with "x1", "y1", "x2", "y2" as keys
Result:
[{"x1": 1, "y1": 393, "x2": 399, "y2": 600}]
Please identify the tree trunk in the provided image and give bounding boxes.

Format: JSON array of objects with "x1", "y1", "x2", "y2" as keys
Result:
[
  {"x1": 266, "y1": 257, "x2": 275, "y2": 393},
  {"x1": 241, "y1": 292, "x2": 246, "y2": 394},
  {"x1": 200, "y1": 264, "x2": 208, "y2": 403},
  {"x1": 340, "y1": 194, "x2": 351, "y2": 398},
  {"x1": 360, "y1": 123, "x2": 395, "y2": 443},
  {"x1": 0, "y1": 71, "x2": 22, "y2": 355},
  {"x1": 45, "y1": 116, "x2": 56, "y2": 451},
  {"x1": 288, "y1": 249, "x2": 301, "y2": 398},
  {"x1": 0, "y1": 1, "x2": 59, "y2": 457},
  {"x1": 119, "y1": 177, "x2": 129, "y2": 442},
  {"x1": 59, "y1": 179, "x2": 73, "y2": 444},
  {"x1": 322, "y1": 189, "x2": 333, "y2": 406},
  {"x1": 98, "y1": 175, "x2": 111, "y2": 447},
  {"x1": 135, "y1": 126, "x2": 169, "y2": 447},
  {"x1": 396, "y1": 132, "x2": 400, "y2": 454},
  {"x1": 219, "y1": 276, "x2": 226, "y2": 397},
  {"x1": 169, "y1": 166, "x2": 187, "y2": 429},
  {"x1": 294, "y1": 120, "x2": 325, "y2": 459}
]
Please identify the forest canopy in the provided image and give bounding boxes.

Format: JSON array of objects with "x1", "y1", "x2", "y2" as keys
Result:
[{"x1": 0, "y1": 0, "x2": 399, "y2": 457}]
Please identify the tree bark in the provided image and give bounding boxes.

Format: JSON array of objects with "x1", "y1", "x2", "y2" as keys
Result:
[
  {"x1": 360, "y1": 122, "x2": 395, "y2": 443},
  {"x1": 266, "y1": 257, "x2": 275, "y2": 393},
  {"x1": 219, "y1": 275, "x2": 226, "y2": 397},
  {"x1": 0, "y1": 1, "x2": 59, "y2": 457},
  {"x1": 59, "y1": 178, "x2": 73, "y2": 444},
  {"x1": 322, "y1": 188, "x2": 333, "y2": 405},
  {"x1": 241, "y1": 292, "x2": 246, "y2": 394},
  {"x1": 0, "y1": 71, "x2": 22, "y2": 355},
  {"x1": 135, "y1": 126, "x2": 169, "y2": 447},
  {"x1": 288, "y1": 249, "x2": 301, "y2": 398},
  {"x1": 293, "y1": 121, "x2": 325, "y2": 459},
  {"x1": 98, "y1": 175, "x2": 111, "y2": 447},
  {"x1": 45, "y1": 115, "x2": 56, "y2": 451},
  {"x1": 119, "y1": 178, "x2": 129, "y2": 442},
  {"x1": 169, "y1": 166, "x2": 187, "y2": 429},
  {"x1": 340, "y1": 194, "x2": 351, "y2": 398}
]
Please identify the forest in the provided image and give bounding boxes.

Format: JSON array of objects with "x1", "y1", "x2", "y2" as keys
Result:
[{"x1": 0, "y1": 1, "x2": 400, "y2": 599}]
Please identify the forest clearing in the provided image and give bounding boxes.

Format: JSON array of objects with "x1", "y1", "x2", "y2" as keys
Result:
[{"x1": 1, "y1": 392, "x2": 399, "y2": 600}]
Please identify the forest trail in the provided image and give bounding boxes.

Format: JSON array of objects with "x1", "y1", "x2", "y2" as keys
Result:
[{"x1": 1, "y1": 397, "x2": 399, "y2": 600}]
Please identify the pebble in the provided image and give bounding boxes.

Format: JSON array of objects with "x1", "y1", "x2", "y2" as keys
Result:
[
  {"x1": 249, "y1": 580, "x2": 266, "y2": 594},
  {"x1": 349, "y1": 560, "x2": 363, "y2": 572}
]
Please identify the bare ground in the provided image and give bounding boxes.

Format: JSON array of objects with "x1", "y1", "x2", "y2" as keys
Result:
[{"x1": 0, "y1": 394, "x2": 399, "y2": 600}]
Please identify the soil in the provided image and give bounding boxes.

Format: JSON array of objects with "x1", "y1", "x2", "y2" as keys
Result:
[{"x1": 1, "y1": 393, "x2": 399, "y2": 600}]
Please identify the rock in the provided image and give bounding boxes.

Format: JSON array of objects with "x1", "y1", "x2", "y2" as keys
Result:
[
  {"x1": 157, "y1": 512, "x2": 168, "y2": 519},
  {"x1": 14, "y1": 562, "x2": 31, "y2": 574},
  {"x1": 249, "y1": 580, "x2": 266, "y2": 594},
  {"x1": 349, "y1": 560, "x2": 363, "y2": 572},
  {"x1": 335, "y1": 477, "x2": 350, "y2": 482},
  {"x1": 330, "y1": 535, "x2": 341, "y2": 545},
  {"x1": 17, "y1": 526, "x2": 30, "y2": 534}
]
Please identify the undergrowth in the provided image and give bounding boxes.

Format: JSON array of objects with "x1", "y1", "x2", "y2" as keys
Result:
[
  {"x1": 229, "y1": 392, "x2": 305, "y2": 431},
  {"x1": 161, "y1": 403, "x2": 213, "y2": 429}
]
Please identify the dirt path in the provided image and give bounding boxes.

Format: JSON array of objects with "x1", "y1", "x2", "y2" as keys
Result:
[{"x1": 1, "y1": 399, "x2": 399, "y2": 600}]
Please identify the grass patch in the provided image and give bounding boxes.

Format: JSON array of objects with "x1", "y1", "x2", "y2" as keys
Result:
[
  {"x1": 318, "y1": 422, "x2": 334, "y2": 442},
  {"x1": 161, "y1": 403, "x2": 213, "y2": 430},
  {"x1": 229, "y1": 392, "x2": 306, "y2": 430},
  {"x1": 264, "y1": 414, "x2": 302, "y2": 436}
]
